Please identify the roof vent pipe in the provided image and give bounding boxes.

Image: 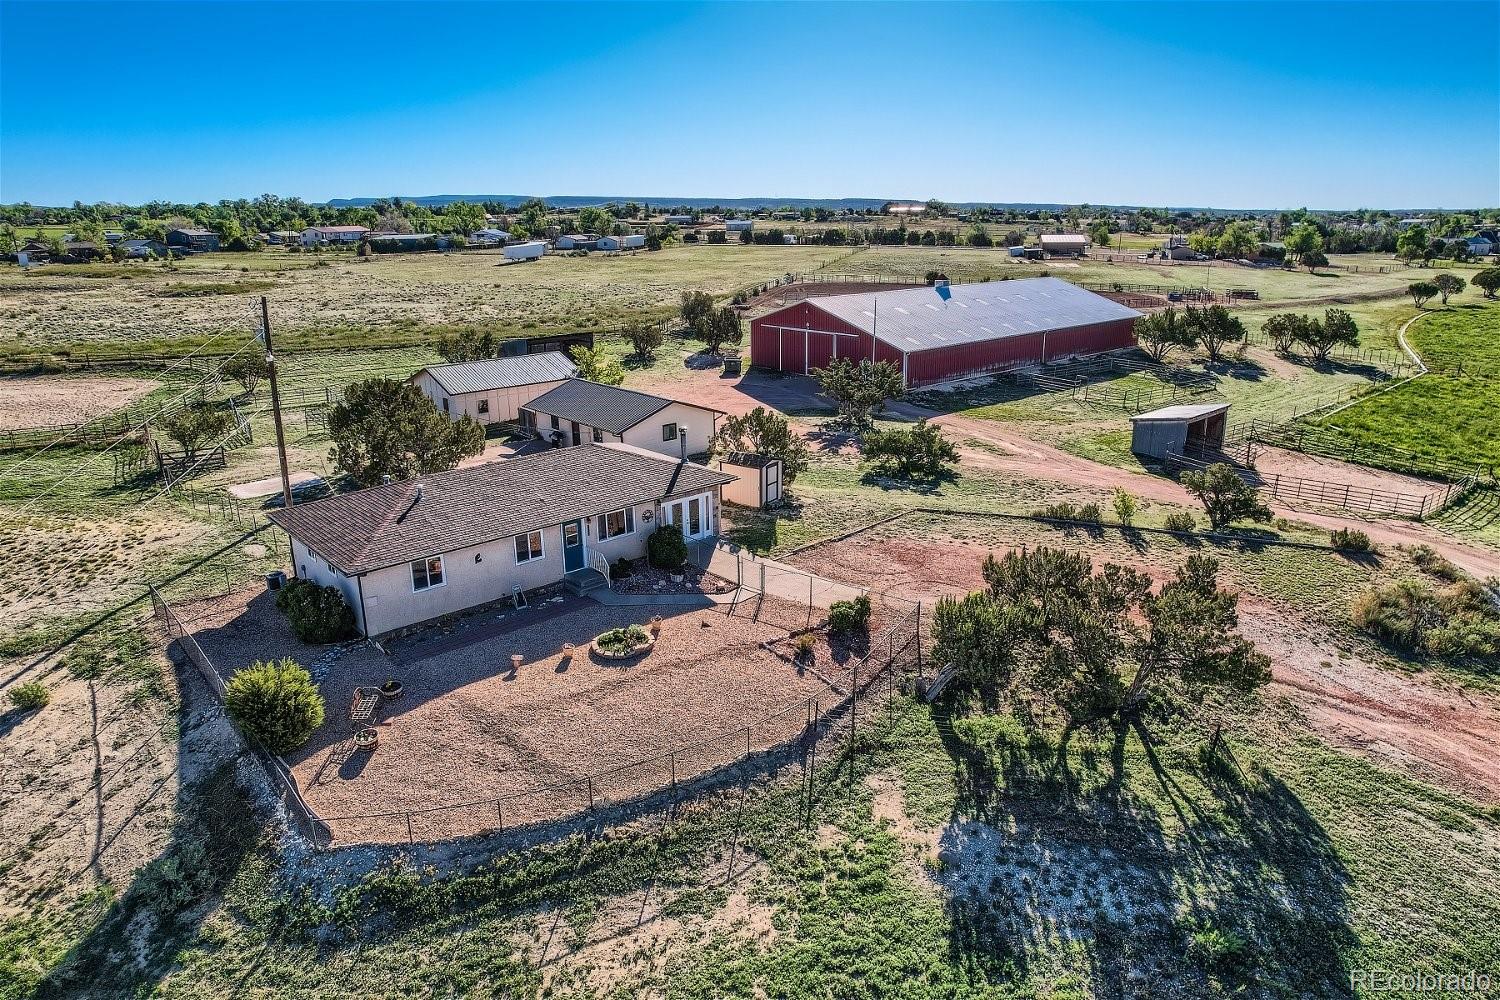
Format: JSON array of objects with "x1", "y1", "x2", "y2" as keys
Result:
[{"x1": 679, "y1": 426, "x2": 688, "y2": 463}]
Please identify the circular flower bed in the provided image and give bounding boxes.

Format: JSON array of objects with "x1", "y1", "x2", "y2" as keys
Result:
[
  {"x1": 592, "y1": 624, "x2": 655, "y2": 661},
  {"x1": 353, "y1": 727, "x2": 379, "y2": 751}
]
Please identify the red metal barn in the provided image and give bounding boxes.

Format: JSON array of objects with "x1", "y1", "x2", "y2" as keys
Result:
[{"x1": 750, "y1": 277, "x2": 1140, "y2": 388}]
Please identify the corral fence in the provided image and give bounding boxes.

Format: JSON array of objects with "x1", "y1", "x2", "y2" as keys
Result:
[
  {"x1": 0, "y1": 367, "x2": 227, "y2": 454},
  {"x1": 1163, "y1": 448, "x2": 1477, "y2": 519},
  {"x1": 147, "y1": 584, "x2": 325, "y2": 844},
  {"x1": 997, "y1": 351, "x2": 1221, "y2": 414},
  {"x1": 155, "y1": 401, "x2": 254, "y2": 487},
  {"x1": 313, "y1": 599, "x2": 926, "y2": 848},
  {"x1": 1237, "y1": 417, "x2": 1490, "y2": 485}
]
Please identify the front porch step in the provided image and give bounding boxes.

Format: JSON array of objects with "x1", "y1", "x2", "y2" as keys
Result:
[{"x1": 564, "y1": 569, "x2": 608, "y2": 595}]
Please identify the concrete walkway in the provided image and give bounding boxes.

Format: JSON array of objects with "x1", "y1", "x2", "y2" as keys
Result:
[
  {"x1": 696, "y1": 540, "x2": 865, "y2": 609},
  {"x1": 587, "y1": 589, "x2": 731, "y2": 609}
]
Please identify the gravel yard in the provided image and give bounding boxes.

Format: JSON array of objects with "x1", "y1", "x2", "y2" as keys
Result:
[{"x1": 241, "y1": 598, "x2": 836, "y2": 845}]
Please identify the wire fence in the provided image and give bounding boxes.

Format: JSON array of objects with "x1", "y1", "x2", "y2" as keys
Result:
[
  {"x1": 317, "y1": 599, "x2": 924, "y2": 847},
  {"x1": 148, "y1": 584, "x2": 325, "y2": 844},
  {"x1": 145, "y1": 549, "x2": 928, "y2": 850}
]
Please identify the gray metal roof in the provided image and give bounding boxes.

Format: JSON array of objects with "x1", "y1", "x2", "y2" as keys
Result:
[
  {"x1": 526, "y1": 379, "x2": 711, "y2": 435},
  {"x1": 418, "y1": 352, "x2": 576, "y2": 395},
  {"x1": 802, "y1": 277, "x2": 1141, "y2": 354},
  {"x1": 1131, "y1": 402, "x2": 1231, "y2": 423},
  {"x1": 268, "y1": 445, "x2": 734, "y2": 576}
]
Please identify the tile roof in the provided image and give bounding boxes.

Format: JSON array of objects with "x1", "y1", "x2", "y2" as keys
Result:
[
  {"x1": 268, "y1": 445, "x2": 734, "y2": 575},
  {"x1": 800, "y1": 277, "x2": 1140, "y2": 353},
  {"x1": 525, "y1": 379, "x2": 718, "y2": 435},
  {"x1": 417, "y1": 352, "x2": 577, "y2": 395}
]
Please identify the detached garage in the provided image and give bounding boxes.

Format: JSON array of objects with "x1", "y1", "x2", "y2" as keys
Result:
[{"x1": 749, "y1": 277, "x2": 1140, "y2": 388}]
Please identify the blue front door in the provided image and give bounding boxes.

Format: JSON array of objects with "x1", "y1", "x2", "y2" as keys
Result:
[{"x1": 563, "y1": 520, "x2": 584, "y2": 572}]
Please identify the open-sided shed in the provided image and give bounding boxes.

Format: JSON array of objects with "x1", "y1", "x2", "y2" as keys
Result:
[{"x1": 1130, "y1": 402, "x2": 1231, "y2": 460}]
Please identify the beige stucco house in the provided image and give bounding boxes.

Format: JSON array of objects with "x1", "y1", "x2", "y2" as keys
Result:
[
  {"x1": 268, "y1": 444, "x2": 733, "y2": 636},
  {"x1": 520, "y1": 380, "x2": 723, "y2": 459},
  {"x1": 411, "y1": 352, "x2": 577, "y2": 425}
]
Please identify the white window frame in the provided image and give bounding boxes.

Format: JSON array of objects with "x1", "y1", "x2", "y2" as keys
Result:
[
  {"x1": 411, "y1": 555, "x2": 446, "y2": 592},
  {"x1": 597, "y1": 507, "x2": 635, "y2": 540},
  {"x1": 515, "y1": 530, "x2": 545, "y2": 564}
]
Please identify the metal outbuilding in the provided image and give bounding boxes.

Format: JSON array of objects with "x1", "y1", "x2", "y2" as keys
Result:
[
  {"x1": 411, "y1": 351, "x2": 578, "y2": 425},
  {"x1": 1129, "y1": 402, "x2": 1231, "y2": 461},
  {"x1": 749, "y1": 277, "x2": 1140, "y2": 388}
]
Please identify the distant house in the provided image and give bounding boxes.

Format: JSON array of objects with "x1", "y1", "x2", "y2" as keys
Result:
[
  {"x1": 368, "y1": 233, "x2": 442, "y2": 252},
  {"x1": 59, "y1": 241, "x2": 104, "y2": 262},
  {"x1": 519, "y1": 379, "x2": 723, "y2": 458},
  {"x1": 411, "y1": 351, "x2": 578, "y2": 425},
  {"x1": 782, "y1": 234, "x2": 798, "y2": 245},
  {"x1": 1039, "y1": 234, "x2": 1088, "y2": 256},
  {"x1": 471, "y1": 228, "x2": 511, "y2": 244},
  {"x1": 1465, "y1": 235, "x2": 1494, "y2": 257},
  {"x1": 122, "y1": 238, "x2": 168, "y2": 259},
  {"x1": 596, "y1": 234, "x2": 645, "y2": 251},
  {"x1": 301, "y1": 225, "x2": 369, "y2": 246},
  {"x1": 166, "y1": 228, "x2": 221, "y2": 252},
  {"x1": 1397, "y1": 218, "x2": 1432, "y2": 230},
  {"x1": 883, "y1": 202, "x2": 927, "y2": 215},
  {"x1": 725, "y1": 219, "x2": 753, "y2": 234},
  {"x1": 268, "y1": 444, "x2": 736, "y2": 635},
  {"x1": 265, "y1": 230, "x2": 298, "y2": 245},
  {"x1": 554, "y1": 233, "x2": 600, "y2": 250}
]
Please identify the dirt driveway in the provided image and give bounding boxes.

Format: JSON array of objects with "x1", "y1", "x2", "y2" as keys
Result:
[{"x1": 783, "y1": 517, "x2": 1500, "y2": 804}]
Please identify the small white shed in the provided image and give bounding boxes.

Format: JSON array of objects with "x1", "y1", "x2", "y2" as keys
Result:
[{"x1": 716, "y1": 452, "x2": 783, "y2": 508}]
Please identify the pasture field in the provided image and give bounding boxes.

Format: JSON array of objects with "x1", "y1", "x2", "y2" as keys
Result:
[
  {"x1": 814, "y1": 246, "x2": 1428, "y2": 302},
  {"x1": 1317, "y1": 299, "x2": 1500, "y2": 471},
  {"x1": 5, "y1": 659, "x2": 1495, "y2": 998},
  {"x1": 0, "y1": 245, "x2": 846, "y2": 357}
]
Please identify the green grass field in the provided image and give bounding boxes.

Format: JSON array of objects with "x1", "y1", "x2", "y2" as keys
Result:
[
  {"x1": 5, "y1": 684, "x2": 1494, "y2": 999},
  {"x1": 1318, "y1": 298, "x2": 1500, "y2": 471}
]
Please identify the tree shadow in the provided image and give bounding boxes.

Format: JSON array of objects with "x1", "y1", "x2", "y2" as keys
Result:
[
  {"x1": 929, "y1": 700, "x2": 1354, "y2": 996},
  {"x1": 33, "y1": 640, "x2": 264, "y2": 996}
]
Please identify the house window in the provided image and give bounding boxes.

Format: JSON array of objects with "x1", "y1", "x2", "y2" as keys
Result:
[
  {"x1": 411, "y1": 556, "x2": 445, "y2": 592},
  {"x1": 441, "y1": 398, "x2": 449, "y2": 413},
  {"x1": 550, "y1": 414, "x2": 560, "y2": 430},
  {"x1": 662, "y1": 422, "x2": 679, "y2": 441},
  {"x1": 592, "y1": 427, "x2": 604, "y2": 443},
  {"x1": 597, "y1": 507, "x2": 635, "y2": 540},
  {"x1": 477, "y1": 399, "x2": 490, "y2": 415},
  {"x1": 515, "y1": 530, "x2": 544, "y2": 563}
]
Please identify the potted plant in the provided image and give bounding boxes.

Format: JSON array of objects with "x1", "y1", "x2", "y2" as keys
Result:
[
  {"x1": 649, "y1": 615, "x2": 663, "y2": 636},
  {"x1": 379, "y1": 679, "x2": 403, "y2": 699},
  {"x1": 353, "y1": 727, "x2": 379, "y2": 751}
]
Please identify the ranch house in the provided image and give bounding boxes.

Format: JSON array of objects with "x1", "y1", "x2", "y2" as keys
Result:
[
  {"x1": 554, "y1": 233, "x2": 600, "y2": 250},
  {"x1": 301, "y1": 225, "x2": 369, "y2": 245},
  {"x1": 269, "y1": 444, "x2": 734, "y2": 636},
  {"x1": 520, "y1": 380, "x2": 723, "y2": 458},
  {"x1": 411, "y1": 351, "x2": 578, "y2": 425},
  {"x1": 165, "y1": 228, "x2": 220, "y2": 252},
  {"x1": 749, "y1": 277, "x2": 1140, "y2": 388}
]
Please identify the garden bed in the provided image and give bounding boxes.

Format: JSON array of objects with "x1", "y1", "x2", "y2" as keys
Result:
[{"x1": 612, "y1": 560, "x2": 737, "y2": 596}]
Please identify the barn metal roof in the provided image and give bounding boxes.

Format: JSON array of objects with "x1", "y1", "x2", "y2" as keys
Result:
[
  {"x1": 417, "y1": 352, "x2": 577, "y2": 395},
  {"x1": 801, "y1": 277, "x2": 1141, "y2": 354},
  {"x1": 1130, "y1": 402, "x2": 1231, "y2": 423}
]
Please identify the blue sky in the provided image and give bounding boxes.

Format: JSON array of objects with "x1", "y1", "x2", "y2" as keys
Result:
[{"x1": 2, "y1": 1, "x2": 1496, "y2": 209}]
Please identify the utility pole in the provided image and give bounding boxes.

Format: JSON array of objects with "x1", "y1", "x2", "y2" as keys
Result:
[{"x1": 260, "y1": 296, "x2": 294, "y2": 510}]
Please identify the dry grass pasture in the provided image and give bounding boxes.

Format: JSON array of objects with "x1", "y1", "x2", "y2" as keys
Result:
[{"x1": 0, "y1": 244, "x2": 847, "y2": 353}]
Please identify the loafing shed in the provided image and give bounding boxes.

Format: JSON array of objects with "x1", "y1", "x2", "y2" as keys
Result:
[
  {"x1": 1129, "y1": 402, "x2": 1231, "y2": 460},
  {"x1": 749, "y1": 277, "x2": 1140, "y2": 388}
]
